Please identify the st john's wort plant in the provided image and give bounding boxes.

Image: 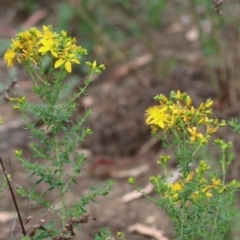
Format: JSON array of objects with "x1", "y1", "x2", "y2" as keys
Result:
[
  {"x1": 3, "y1": 25, "x2": 114, "y2": 239},
  {"x1": 129, "y1": 91, "x2": 240, "y2": 240}
]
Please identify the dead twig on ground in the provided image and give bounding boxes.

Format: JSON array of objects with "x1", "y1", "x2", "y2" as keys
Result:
[
  {"x1": 128, "y1": 223, "x2": 168, "y2": 240},
  {"x1": 102, "y1": 54, "x2": 153, "y2": 93},
  {"x1": 0, "y1": 119, "x2": 26, "y2": 133},
  {"x1": 1, "y1": 79, "x2": 18, "y2": 101}
]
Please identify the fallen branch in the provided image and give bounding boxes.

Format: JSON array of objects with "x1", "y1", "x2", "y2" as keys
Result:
[
  {"x1": 102, "y1": 54, "x2": 153, "y2": 93},
  {"x1": 121, "y1": 182, "x2": 154, "y2": 203},
  {"x1": 128, "y1": 223, "x2": 168, "y2": 240}
]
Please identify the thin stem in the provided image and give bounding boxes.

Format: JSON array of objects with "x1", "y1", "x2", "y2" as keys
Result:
[
  {"x1": 28, "y1": 66, "x2": 47, "y2": 85},
  {"x1": 164, "y1": 166, "x2": 174, "y2": 205},
  {"x1": 54, "y1": 134, "x2": 66, "y2": 227},
  {"x1": 221, "y1": 151, "x2": 226, "y2": 184},
  {"x1": 0, "y1": 157, "x2": 26, "y2": 236},
  {"x1": 26, "y1": 170, "x2": 79, "y2": 234},
  {"x1": 32, "y1": 68, "x2": 48, "y2": 85},
  {"x1": 180, "y1": 205, "x2": 185, "y2": 239},
  {"x1": 210, "y1": 206, "x2": 220, "y2": 239}
]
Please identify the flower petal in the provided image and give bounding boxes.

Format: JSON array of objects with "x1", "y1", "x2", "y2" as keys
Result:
[
  {"x1": 54, "y1": 58, "x2": 64, "y2": 68},
  {"x1": 65, "y1": 61, "x2": 72, "y2": 73}
]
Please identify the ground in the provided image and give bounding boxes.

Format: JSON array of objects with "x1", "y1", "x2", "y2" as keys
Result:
[{"x1": 0, "y1": 1, "x2": 240, "y2": 240}]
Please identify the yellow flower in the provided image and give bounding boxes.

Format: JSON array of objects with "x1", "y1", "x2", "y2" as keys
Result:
[
  {"x1": 171, "y1": 182, "x2": 183, "y2": 191},
  {"x1": 4, "y1": 48, "x2": 16, "y2": 67},
  {"x1": 206, "y1": 125, "x2": 218, "y2": 134},
  {"x1": 191, "y1": 191, "x2": 200, "y2": 199},
  {"x1": 38, "y1": 38, "x2": 58, "y2": 57},
  {"x1": 145, "y1": 106, "x2": 168, "y2": 129},
  {"x1": 176, "y1": 90, "x2": 181, "y2": 100},
  {"x1": 188, "y1": 127, "x2": 198, "y2": 143},
  {"x1": 205, "y1": 100, "x2": 213, "y2": 108},
  {"x1": 3, "y1": 24, "x2": 88, "y2": 72},
  {"x1": 203, "y1": 190, "x2": 212, "y2": 198},
  {"x1": 186, "y1": 172, "x2": 194, "y2": 181},
  {"x1": 37, "y1": 26, "x2": 58, "y2": 57},
  {"x1": 172, "y1": 193, "x2": 180, "y2": 201},
  {"x1": 167, "y1": 181, "x2": 185, "y2": 202},
  {"x1": 10, "y1": 96, "x2": 26, "y2": 109},
  {"x1": 186, "y1": 96, "x2": 192, "y2": 106},
  {"x1": 159, "y1": 94, "x2": 168, "y2": 103},
  {"x1": 40, "y1": 25, "x2": 56, "y2": 39},
  {"x1": 158, "y1": 155, "x2": 170, "y2": 166},
  {"x1": 198, "y1": 161, "x2": 210, "y2": 172},
  {"x1": 10, "y1": 96, "x2": 26, "y2": 104},
  {"x1": 188, "y1": 127, "x2": 207, "y2": 144},
  {"x1": 218, "y1": 185, "x2": 227, "y2": 193},
  {"x1": 229, "y1": 180, "x2": 240, "y2": 188},
  {"x1": 29, "y1": 27, "x2": 42, "y2": 37},
  {"x1": 54, "y1": 52, "x2": 80, "y2": 73},
  {"x1": 117, "y1": 232, "x2": 124, "y2": 238},
  {"x1": 11, "y1": 39, "x2": 23, "y2": 50},
  {"x1": 212, "y1": 178, "x2": 221, "y2": 186},
  {"x1": 15, "y1": 149, "x2": 22, "y2": 157},
  {"x1": 191, "y1": 187, "x2": 212, "y2": 200}
]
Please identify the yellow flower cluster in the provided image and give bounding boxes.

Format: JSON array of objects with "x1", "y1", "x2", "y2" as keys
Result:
[
  {"x1": 3, "y1": 25, "x2": 87, "y2": 73},
  {"x1": 10, "y1": 96, "x2": 26, "y2": 110},
  {"x1": 145, "y1": 91, "x2": 225, "y2": 144},
  {"x1": 166, "y1": 161, "x2": 226, "y2": 203}
]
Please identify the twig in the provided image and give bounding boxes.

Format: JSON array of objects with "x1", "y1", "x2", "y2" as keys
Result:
[
  {"x1": 1, "y1": 79, "x2": 18, "y2": 101},
  {"x1": 0, "y1": 157, "x2": 26, "y2": 236},
  {"x1": 128, "y1": 223, "x2": 169, "y2": 240},
  {"x1": 121, "y1": 182, "x2": 154, "y2": 203},
  {"x1": 136, "y1": 137, "x2": 159, "y2": 157},
  {"x1": 212, "y1": 0, "x2": 223, "y2": 14},
  {"x1": 102, "y1": 54, "x2": 153, "y2": 93},
  {"x1": 0, "y1": 119, "x2": 26, "y2": 133},
  {"x1": 21, "y1": 9, "x2": 48, "y2": 29}
]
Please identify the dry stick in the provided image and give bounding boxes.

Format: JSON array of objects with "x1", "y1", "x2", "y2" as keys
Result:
[
  {"x1": 1, "y1": 79, "x2": 18, "y2": 101},
  {"x1": 0, "y1": 157, "x2": 26, "y2": 236}
]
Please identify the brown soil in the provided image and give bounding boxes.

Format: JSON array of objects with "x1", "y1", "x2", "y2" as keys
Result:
[{"x1": 0, "y1": 1, "x2": 240, "y2": 240}]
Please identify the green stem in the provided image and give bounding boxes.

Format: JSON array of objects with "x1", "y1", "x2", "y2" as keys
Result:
[
  {"x1": 221, "y1": 151, "x2": 226, "y2": 184},
  {"x1": 28, "y1": 66, "x2": 47, "y2": 85},
  {"x1": 42, "y1": 168, "x2": 80, "y2": 221},
  {"x1": 61, "y1": 72, "x2": 93, "y2": 111},
  {"x1": 55, "y1": 134, "x2": 66, "y2": 227},
  {"x1": 180, "y1": 205, "x2": 185, "y2": 239},
  {"x1": 164, "y1": 166, "x2": 174, "y2": 205},
  {"x1": 210, "y1": 206, "x2": 220, "y2": 239}
]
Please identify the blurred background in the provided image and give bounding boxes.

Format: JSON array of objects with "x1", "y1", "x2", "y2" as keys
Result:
[{"x1": 1, "y1": 0, "x2": 240, "y2": 239}]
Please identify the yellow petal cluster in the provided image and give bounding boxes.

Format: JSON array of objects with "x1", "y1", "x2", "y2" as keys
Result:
[
  {"x1": 3, "y1": 25, "x2": 87, "y2": 73},
  {"x1": 145, "y1": 91, "x2": 225, "y2": 145},
  {"x1": 166, "y1": 161, "x2": 224, "y2": 204}
]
